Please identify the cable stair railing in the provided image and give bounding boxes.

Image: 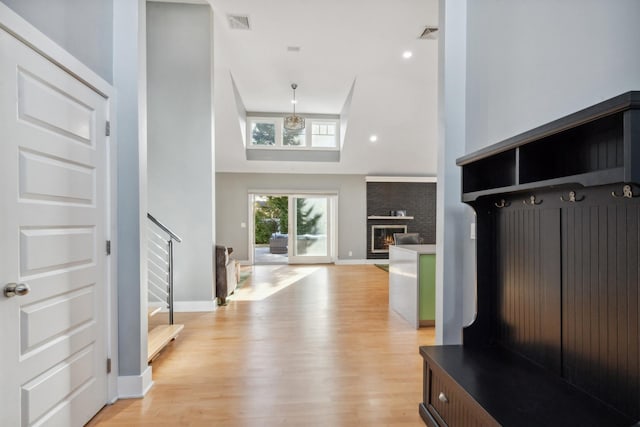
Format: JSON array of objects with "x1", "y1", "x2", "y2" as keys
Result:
[{"x1": 147, "y1": 213, "x2": 184, "y2": 362}]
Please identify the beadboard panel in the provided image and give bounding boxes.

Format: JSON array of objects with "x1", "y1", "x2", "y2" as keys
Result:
[
  {"x1": 562, "y1": 201, "x2": 640, "y2": 419},
  {"x1": 495, "y1": 207, "x2": 561, "y2": 373}
]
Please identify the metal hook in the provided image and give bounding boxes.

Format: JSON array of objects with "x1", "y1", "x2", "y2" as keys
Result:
[
  {"x1": 495, "y1": 199, "x2": 510, "y2": 208},
  {"x1": 560, "y1": 191, "x2": 585, "y2": 203},
  {"x1": 611, "y1": 185, "x2": 638, "y2": 199},
  {"x1": 523, "y1": 195, "x2": 543, "y2": 206}
]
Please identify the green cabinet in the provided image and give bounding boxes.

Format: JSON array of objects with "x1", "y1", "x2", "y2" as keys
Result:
[{"x1": 419, "y1": 254, "x2": 436, "y2": 325}]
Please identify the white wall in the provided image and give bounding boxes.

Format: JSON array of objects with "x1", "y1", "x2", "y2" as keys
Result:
[
  {"x1": 147, "y1": 3, "x2": 215, "y2": 304},
  {"x1": 212, "y1": 9, "x2": 439, "y2": 177},
  {"x1": 216, "y1": 173, "x2": 366, "y2": 261},
  {"x1": 466, "y1": 0, "x2": 640, "y2": 152},
  {"x1": 214, "y1": 72, "x2": 439, "y2": 175},
  {"x1": 0, "y1": 0, "x2": 113, "y2": 82},
  {"x1": 113, "y1": 0, "x2": 148, "y2": 382},
  {"x1": 435, "y1": 0, "x2": 472, "y2": 345}
]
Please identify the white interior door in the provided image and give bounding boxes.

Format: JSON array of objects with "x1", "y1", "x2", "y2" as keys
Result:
[{"x1": 0, "y1": 28, "x2": 109, "y2": 426}]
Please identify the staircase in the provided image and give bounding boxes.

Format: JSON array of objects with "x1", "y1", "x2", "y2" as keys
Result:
[{"x1": 147, "y1": 213, "x2": 184, "y2": 362}]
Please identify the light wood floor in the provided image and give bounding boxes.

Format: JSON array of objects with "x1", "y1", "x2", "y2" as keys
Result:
[{"x1": 89, "y1": 264, "x2": 435, "y2": 426}]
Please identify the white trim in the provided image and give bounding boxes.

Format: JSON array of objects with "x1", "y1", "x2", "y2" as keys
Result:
[
  {"x1": 335, "y1": 259, "x2": 382, "y2": 265},
  {"x1": 149, "y1": 0, "x2": 207, "y2": 4},
  {"x1": 365, "y1": 176, "x2": 438, "y2": 183},
  {"x1": 288, "y1": 258, "x2": 335, "y2": 264},
  {"x1": 174, "y1": 300, "x2": 218, "y2": 312},
  {"x1": 248, "y1": 189, "x2": 339, "y2": 196},
  {"x1": 367, "y1": 215, "x2": 415, "y2": 220},
  {"x1": 106, "y1": 94, "x2": 119, "y2": 403},
  {"x1": 248, "y1": 193, "x2": 255, "y2": 265},
  {"x1": 117, "y1": 367, "x2": 154, "y2": 399}
]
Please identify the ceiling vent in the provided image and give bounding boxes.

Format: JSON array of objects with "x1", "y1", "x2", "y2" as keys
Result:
[
  {"x1": 227, "y1": 14, "x2": 250, "y2": 30},
  {"x1": 419, "y1": 26, "x2": 439, "y2": 39}
]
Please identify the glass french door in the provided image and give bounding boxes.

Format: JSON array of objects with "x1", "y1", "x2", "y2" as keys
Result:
[{"x1": 288, "y1": 195, "x2": 334, "y2": 263}]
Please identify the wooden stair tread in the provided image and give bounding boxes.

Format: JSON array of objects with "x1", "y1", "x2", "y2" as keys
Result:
[
  {"x1": 148, "y1": 305, "x2": 163, "y2": 317},
  {"x1": 147, "y1": 324, "x2": 184, "y2": 362}
]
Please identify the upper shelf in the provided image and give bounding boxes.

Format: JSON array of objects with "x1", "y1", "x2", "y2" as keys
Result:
[{"x1": 457, "y1": 91, "x2": 640, "y2": 201}]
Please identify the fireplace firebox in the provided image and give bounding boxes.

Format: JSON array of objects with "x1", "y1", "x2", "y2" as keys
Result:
[{"x1": 371, "y1": 225, "x2": 407, "y2": 253}]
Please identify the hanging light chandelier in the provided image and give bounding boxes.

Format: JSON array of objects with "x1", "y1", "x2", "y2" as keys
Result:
[{"x1": 284, "y1": 83, "x2": 305, "y2": 131}]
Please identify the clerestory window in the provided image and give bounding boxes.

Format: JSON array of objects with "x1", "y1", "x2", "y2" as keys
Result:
[{"x1": 248, "y1": 116, "x2": 339, "y2": 150}]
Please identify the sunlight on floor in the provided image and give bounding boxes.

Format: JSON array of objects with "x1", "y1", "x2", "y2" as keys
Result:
[{"x1": 230, "y1": 265, "x2": 321, "y2": 301}]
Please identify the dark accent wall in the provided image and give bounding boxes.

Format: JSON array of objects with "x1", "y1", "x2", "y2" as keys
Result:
[{"x1": 366, "y1": 182, "x2": 436, "y2": 259}]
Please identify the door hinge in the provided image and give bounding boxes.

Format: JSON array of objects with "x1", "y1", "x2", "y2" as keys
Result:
[
  {"x1": 106, "y1": 240, "x2": 111, "y2": 255},
  {"x1": 107, "y1": 358, "x2": 112, "y2": 374},
  {"x1": 105, "y1": 121, "x2": 111, "y2": 137}
]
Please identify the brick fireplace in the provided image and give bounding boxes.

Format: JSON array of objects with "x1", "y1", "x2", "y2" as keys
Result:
[
  {"x1": 366, "y1": 178, "x2": 436, "y2": 260},
  {"x1": 371, "y1": 225, "x2": 407, "y2": 253}
]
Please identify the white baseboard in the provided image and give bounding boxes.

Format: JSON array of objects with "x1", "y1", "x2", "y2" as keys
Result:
[
  {"x1": 239, "y1": 260, "x2": 251, "y2": 266},
  {"x1": 335, "y1": 259, "x2": 384, "y2": 265},
  {"x1": 118, "y1": 366, "x2": 153, "y2": 399},
  {"x1": 240, "y1": 259, "x2": 385, "y2": 266},
  {"x1": 174, "y1": 300, "x2": 217, "y2": 312}
]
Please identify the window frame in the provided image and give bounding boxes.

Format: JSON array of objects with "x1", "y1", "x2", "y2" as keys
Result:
[
  {"x1": 248, "y1": 117, "x2": 280, "y2": 147},
  {"x1": 309, "y1": 119, "x2": 339, "y2": 149},
  {"x1": 247, "y1": 116, "x2": 340, "y2": 151}
]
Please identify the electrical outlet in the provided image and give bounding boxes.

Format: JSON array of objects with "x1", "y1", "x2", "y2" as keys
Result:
[
  {"x1": 241, "y1": 222, "x2": 246, "y2": 228},
  {"x1": 348, "y1": 250, "x2": 353, "y2": 257}
]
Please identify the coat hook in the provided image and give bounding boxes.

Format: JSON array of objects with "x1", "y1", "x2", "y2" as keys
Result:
[
  {"x1": 612, "y1": 184, "x2": 638, "y2": 199},
  {"x1": 495, "y1": 199, "x2": 510, "y2": 208},
  {"x1": 523, "y1": 195, "x2": 543, "y2": 206},
  {"x1": 560, "y1": 191, "x2": 585, "y2": 203}
]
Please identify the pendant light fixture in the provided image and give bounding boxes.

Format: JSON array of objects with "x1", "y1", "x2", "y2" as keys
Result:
[{"x1": 284, "y1": 83, "x2": 305, "y2": 131}]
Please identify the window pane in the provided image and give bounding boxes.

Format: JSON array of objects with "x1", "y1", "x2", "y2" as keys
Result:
[
  {"x1": 311, "y1": 122, "x2": 337, "y2": 147},
  {"x1": 283, "y1": 127, "x2": 306, "y2": 146},
  {"x1": 251, "y1": 122, "x2": 276, "y2": 145},
  {"x1": 312, "y1": 135, "x2": 336, "y2": 147}
]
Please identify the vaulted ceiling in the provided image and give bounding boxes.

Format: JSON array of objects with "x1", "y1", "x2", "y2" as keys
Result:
[{"x1": 208, "y1": 0, "x2": 440, "y2": 175}]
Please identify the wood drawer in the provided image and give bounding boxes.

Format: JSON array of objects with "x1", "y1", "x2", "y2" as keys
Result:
[{"x1": 422, "y1": 360, "x2": 498, "y2": 427}]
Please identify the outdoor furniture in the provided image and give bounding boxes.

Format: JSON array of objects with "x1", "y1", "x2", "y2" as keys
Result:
[{"x1": 269, "y1": 233, "x2": 288, "y2": 254}]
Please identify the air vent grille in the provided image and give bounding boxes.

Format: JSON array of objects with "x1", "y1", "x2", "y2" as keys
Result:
[{"x1": 227, "y1": 14, "x2": 250, "y2": 30}]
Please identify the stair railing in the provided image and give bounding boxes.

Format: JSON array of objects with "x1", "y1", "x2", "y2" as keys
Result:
[{"x1": 147, "y1": 213, "x2": 182, "y2": 325}]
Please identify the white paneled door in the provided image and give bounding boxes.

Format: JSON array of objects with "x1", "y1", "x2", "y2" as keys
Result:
[{"x1": 0, "y1": 28, "x2": 109, "y2": 426}]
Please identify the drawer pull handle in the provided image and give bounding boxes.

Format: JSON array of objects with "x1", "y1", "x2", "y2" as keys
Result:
[{"x1": 438, "y1": 392, "x2": 448, "y2": 403}]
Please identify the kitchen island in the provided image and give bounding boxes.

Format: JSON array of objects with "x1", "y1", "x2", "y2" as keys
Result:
[{"x1": 388, "y1": 244, "x2": 436, "y2": 329}]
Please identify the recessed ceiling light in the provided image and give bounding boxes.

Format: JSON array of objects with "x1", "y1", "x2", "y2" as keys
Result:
[
  {"x1": 291, "y1": 99, "x2": 298, "y2": 104},
  {"x1": 402, "y1": 51, "x2": 413, "y2": 59},
  {"x1": 369, "y1": 135, "x2": 378, "y2": 143}
]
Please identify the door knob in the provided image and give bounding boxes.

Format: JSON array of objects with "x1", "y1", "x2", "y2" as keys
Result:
[{"x1": 4, "y1": 283, "x2": 30, "y2": 298}]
